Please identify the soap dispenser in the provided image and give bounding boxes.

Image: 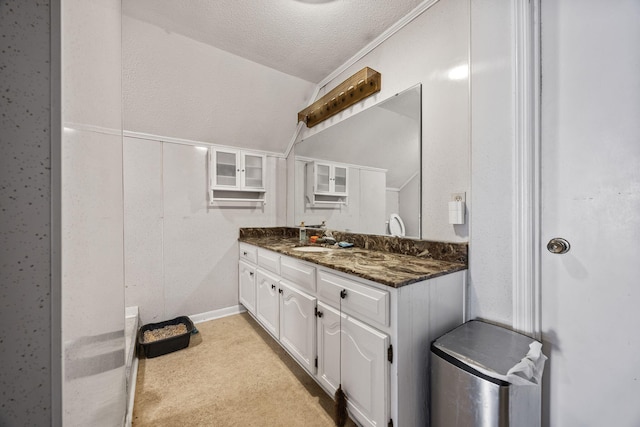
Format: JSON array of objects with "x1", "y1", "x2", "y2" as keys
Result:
[{"x1": 299, "y1": 222, "x2": 307, "y2": 243}]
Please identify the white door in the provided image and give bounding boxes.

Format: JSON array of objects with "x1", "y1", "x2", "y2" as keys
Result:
[
  {"x1": 540, "y1": 2, "x2": 640, "y2": 425},
  {"x1": 279, "y1": 281, "x2": 317, "y2": 373}
]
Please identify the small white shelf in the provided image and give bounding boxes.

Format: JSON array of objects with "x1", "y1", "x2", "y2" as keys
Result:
[{"x1": 209, "y1": 190, "x2": 265, "y2": 205}]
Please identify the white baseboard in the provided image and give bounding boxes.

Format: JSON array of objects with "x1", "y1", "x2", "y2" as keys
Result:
[
  {"x1": 124, "y1": 357, "x2": 139, "y2": 427},
  {"x1": 124, "y1": 306, "x2": 140, "y2": 427},
  {"x1": 189, "y1": 305, "x2": 246, "y2": 324}
]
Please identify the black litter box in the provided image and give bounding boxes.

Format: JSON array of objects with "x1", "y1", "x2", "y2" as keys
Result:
[{"x1": 137, "y1": 316, "x2": 194, "y2": 358}]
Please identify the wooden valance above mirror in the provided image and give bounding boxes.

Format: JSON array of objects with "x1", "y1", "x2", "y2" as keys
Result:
[{"x1": 297, "y1": 67, "x2": 381, "y2": 128}]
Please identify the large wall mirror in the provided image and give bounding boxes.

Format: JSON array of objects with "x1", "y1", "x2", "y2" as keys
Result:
[{"x1": 294, "y1": 84, "x2": 421, "y2": 238}]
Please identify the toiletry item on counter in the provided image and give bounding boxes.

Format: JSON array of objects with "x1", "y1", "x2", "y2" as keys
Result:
[
  {"x1": 337, "y1": 241, "x2": 353, "y2": 248},
  {"x1": 299, "y1": 222, "x2": 307, "y2": 243},
  {"x1": 323, "y1": 237, "x2": 336, "y2": 245},
  {"x1": 309, "y1": 235, "x2": 318, "y2": 244}
]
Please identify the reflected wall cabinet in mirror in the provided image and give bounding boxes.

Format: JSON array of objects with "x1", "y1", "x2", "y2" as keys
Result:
[
  {"x1": 294, "y1": 84, "x2": 422, "y2": 238},
  {"x1": 306, "y1": 160, "x2": 349, "y2": 206}
]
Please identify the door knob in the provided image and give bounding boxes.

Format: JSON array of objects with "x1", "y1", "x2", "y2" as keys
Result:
[{"x1": 547, "y1": 237, "x2": 570, "y2": 254}]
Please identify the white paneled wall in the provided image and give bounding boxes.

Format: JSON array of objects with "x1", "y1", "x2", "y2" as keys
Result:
[
  {"x1": 399, "y1": 173, "x2": 420, "y2": 238},
  {"x1": 123, "y1": 138, "x2": 164, "y2": 324},
  {"x1": 468, "y1": 0, "x2": 515, "y2": 325},
  {"x1": 358, "y1": 169, "x2": 387, "y2": 235},
  {"x1": 124, "y1": 137, "x2": 284, "y2": 325},
  {"x1": 61, "y1": 0, "x2": 126, "y2": 424}
]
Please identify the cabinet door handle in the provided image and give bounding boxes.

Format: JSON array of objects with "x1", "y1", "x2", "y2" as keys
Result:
[
  {"x1": 340, "y1": 289, "x2": 348, "y2": 299},
  {"x1": 249, "y1": 272, "x2": 254, "y2": 276},
  {"x1": 271, "y1": 284, "x2": 276, "y2": 290},
  {"x1": 243, "y1": 251, "x2": 248, "y2": 256},
  {"x1": 278, "y1": 288, "x2": 283, "y2": 294},
  {"x1": 317, "y1": 311, "x2": 323, "y2": 318}
]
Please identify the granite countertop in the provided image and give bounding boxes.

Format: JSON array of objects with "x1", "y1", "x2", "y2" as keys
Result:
[{"x1": 239, "y1": 235, "x2": 467, "y2": 288}]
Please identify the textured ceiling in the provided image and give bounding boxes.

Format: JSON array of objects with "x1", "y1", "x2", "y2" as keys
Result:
[{"x1": 123, "y1": 0, "x2": 425, "y2": 83}]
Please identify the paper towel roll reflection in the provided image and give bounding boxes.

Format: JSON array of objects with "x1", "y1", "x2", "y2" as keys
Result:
[{"x1": 448, "y1": 200, "x2": 464, "y2": 224}]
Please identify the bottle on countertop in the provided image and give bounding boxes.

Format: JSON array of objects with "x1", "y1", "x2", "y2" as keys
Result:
[{"x1": 299, "y1": 221, "x2": 307, "y2": 243}]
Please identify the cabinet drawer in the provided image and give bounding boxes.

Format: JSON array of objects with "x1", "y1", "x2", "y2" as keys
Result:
[
  {"x1": 239, "y1": 243, "x2": 257, "y2": 264},
  {"x1": 258, "y1": 248, "x2": 280, "y2": 274},
  {"x1": 317, "y1": 270, "x2": 389, "y2": 327},
  {"x1": 280, "y1": 256, "x2": 316, "y2": 293}
]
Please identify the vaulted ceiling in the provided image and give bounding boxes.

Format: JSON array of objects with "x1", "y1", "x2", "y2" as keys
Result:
[{"x1": 123, "y1": 0, "x2": 425, "y2": 83}]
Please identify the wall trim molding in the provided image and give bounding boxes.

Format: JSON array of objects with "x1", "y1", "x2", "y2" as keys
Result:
[
  {"x1": 63, "y1": 122, "x2": 122, "y2": 137},
  {"x1": 123, "y1": 130, "x2": 286, "y2": 158},
  {"x1": 512, "y1": 0, "x2": 542, "y2": 339},
  {"x1": 294, "y1": 155, "x2": 388, "y2": 174}
]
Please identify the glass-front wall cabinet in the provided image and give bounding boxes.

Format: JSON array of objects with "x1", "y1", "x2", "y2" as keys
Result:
[
  {"x1": 211, "y1": 148, "x2": 265, "y2": 191},
  {"x1": 209, "y1": 148, "x2": 266, "y2": 204},
  {"x1": 312, "y1": 162, "x2": 348, "y2": 196}
]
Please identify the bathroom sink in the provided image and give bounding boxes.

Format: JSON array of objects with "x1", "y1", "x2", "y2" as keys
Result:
[{"x1": 292, "y1": 246, "x2": 334, "y2": 253}]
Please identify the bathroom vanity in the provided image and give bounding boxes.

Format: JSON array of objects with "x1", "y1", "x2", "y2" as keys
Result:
[{"x1": 238, "y1": 227, "x2": 467, "y2": 427}]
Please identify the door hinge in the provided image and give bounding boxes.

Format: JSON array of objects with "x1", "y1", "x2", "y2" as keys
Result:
[
  {"x1": 315, "y1": 357, "x2": 318, "y2": 368},
  {"x1": 388, "y1": 419, "x2": 393, "y2": 427},
  {"x1": 387, "y1": 344, "x2": 393, "y2": 363}
]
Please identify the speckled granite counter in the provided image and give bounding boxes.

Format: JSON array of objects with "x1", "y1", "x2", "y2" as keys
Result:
[{"x1": 239, "y1": 227, "x2": 468, "y2": 288}]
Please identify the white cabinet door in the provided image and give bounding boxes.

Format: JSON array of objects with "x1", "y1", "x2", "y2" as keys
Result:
[
  {"x1": 316, "y1": 302, "x2": 389, "y2": 427},
  {"x1": 238, "y1": 260, "x2": 256, "y2": 315},
  {"x1": 211, "y1": 148, "x2": 240, "y2": 189},
  {"x1": 342, "y1": 314, "x2": 389, "y2": 427},
  {"x1": 316, "y1": 302, "x2": 341, "y2": 395},
  {"x1": 241, "y1": 152, "x2": 265, "y2": 191},
  {"x1": 314, "y1": 162, "x2": 332, "y2": 193},
  {"x1": 332, "y1": 165, "x2": 348, "y2": 195},
  {"x1": 256, "y1": 269, "x2": 279, "y2": 338},
  {"x1": 279, "y1": 281, "x2": 316, "y2": 374}
]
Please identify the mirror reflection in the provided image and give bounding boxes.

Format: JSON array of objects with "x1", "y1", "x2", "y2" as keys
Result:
[{"x1": 294, "y1": 84, "x2": 421, "y2": 238}]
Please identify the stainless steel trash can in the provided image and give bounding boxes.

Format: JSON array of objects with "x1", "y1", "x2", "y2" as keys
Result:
[{"x1": 430, "y1": 320, "x2": 542, "y2": 427}]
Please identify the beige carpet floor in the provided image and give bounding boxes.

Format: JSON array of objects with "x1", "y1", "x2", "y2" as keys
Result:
[{"x1": 132, "y1": 312, "x2": 357, "y2": 426}]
